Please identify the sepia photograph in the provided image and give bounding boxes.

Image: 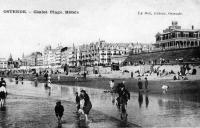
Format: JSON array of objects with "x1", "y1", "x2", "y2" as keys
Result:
[{"x1": 0, "y1": 0, "x2": 200, "y2": 127}]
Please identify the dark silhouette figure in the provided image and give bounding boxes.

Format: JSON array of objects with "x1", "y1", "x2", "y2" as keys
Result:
[
  {"x1": 55, "y1": 101, "x2": 64, "y2": 126},
  {"x1": 138, "y1": 92, "x2": 143, "y2": 108},
  {"x1": 131, "y1": 72, "x2": 133, "y2": 78},
  {"x1": 144, "y1": 77, "x2": 148, "y2": 90},
  {"x1": 138, "y1": 78, "x2": 143, "y2": 91},
  {"x1": 0, "y1": 78, "x2": 6, "y2": 87},
  {"x1": 83, "y1": 72, "x2": 87, "y2": 80},
  {"x1": 145, "y1": 93, "x2": 149, "y2": 108},
  {"x1": 15, "y1": 76, "x2": 19, "y2": 84}
]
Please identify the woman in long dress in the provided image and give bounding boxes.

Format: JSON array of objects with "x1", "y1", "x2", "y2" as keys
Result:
[{"x1": 79, "y1": 90, "x2": 92, "y2": 122}]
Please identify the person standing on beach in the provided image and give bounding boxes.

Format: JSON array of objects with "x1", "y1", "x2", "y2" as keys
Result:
[
  {"x1": 21, "y1": 76, "x2": 24, "y2": 81},
  {"x1": 58, "y1": 73, "x2": 61, "y2": 81},
  {"x1": 0, "y1": 84, "x2": 7, "y2": 107},
  {"x1": 44, "y1": 72, "x2": 48, "y2": 81},
  {"x1": 109, "y1": 80, "x2": 115, "y2": 92},
  {"x1": 15, "y1": 76, "x2": 19, "y2": 84},
  {"x1": 0, "y1": 78, "x2": 6, "y2": 87},
  {"x1": 138, "y1": 78, "x2": 143, "y2": 91},
  {"x1": 80, "y1": 90, "x2": 92, "y2": 122},
  {"x1": 131, "y1": 72, "x2": 133, "y2": 78},
  {"x1": 83, "y1": 72, "x2": 86, "y2": 80},
  {"x1": 48, "y1": 73, "x2": 51, "y2": 84},
  {"x1": 55, "y1": 101, "x2": 64, "y2": 124},
  {"x1": 144, "y1": 77, "x2": 148, "y2": 90}
]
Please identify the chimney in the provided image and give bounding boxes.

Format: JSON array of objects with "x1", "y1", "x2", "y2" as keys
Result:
[{"x1": 192, "y1": 25, "x2": 194, "y2": 30}]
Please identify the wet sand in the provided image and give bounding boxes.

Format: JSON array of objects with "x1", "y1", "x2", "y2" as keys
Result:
[
  {"x1": 0, "y1": 94, "x2": 139, "y2": 128},
  {"x1": 2, "y1": 78, "x2": 200, "y2": 127}
]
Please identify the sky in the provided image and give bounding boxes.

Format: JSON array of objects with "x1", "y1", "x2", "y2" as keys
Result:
[{"x1": 0, "y1": 0, "x2": 200, "y2": 59}]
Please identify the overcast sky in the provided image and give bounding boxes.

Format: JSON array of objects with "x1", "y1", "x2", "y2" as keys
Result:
[{"x1": 0, "y1": 0, "x2": 200, "y2": 59}]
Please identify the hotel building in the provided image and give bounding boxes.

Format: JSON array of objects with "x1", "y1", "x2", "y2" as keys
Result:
[{"x1": 155, "y1": 21, "x2": 200, "y2": 50}]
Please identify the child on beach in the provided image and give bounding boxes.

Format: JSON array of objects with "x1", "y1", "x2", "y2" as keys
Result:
[{"x1": 55, "y1": 101, "x2": 64, "y2": 124}]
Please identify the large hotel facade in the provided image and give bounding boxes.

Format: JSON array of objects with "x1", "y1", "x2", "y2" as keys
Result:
[{"x1": 155, "y1": 21, "x2": 200, "y2": 50}]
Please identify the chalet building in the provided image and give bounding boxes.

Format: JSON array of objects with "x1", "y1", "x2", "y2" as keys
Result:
[{"x1": 155, "y1": 21, "x2": 200, "y2": 50}]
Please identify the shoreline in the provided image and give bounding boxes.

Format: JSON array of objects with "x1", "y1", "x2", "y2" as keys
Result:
[{"x1": 2, "y1": 73, "x2": 200, "y2": 94}]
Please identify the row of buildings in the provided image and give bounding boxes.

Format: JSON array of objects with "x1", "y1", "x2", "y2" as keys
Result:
[
  {"x1": 1, "y1": 21, "x2": 199, "y2": 69},
  {"x1": 17, "y1": 40, "x2": 153, "y2": 68}
]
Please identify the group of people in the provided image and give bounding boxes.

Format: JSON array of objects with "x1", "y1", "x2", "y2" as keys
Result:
[
  {"x1": 15, "y1": 75, "x2": 24, "y2": 84},
  {"x1": 137, "y1": 77, "x2": 148, "y2": 91},
  {"x1": 75, "y1": 90, "x2": 92, "y2": 122},
  {"x1": 54, "y1": 89, "x2": 92, "y2": 126},
  {"x1": 0, "y1": 78, "x2": 7, "y2": 107}
]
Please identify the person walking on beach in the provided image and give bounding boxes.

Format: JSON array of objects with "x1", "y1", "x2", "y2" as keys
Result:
[
  {"x1": 144, "y1": 77, "x2": 148, "y2": 90},
  {"x1": 0, "y1": 84, "x2": 7, "y2": 107},
  {"x1": 138, "y1": 78, "x2": 143, "y2": 91},
  {"x1": 79, "y1": 90, "x2": 92, "y2": 122},
  {"x1": 55, "y1": 101, "x2": 64, "y2": 125}
]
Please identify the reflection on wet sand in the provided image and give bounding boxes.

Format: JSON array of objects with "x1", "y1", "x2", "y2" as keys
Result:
[
  {"x1": 138, "y1": 92, "x2": 149, "y2": 108},
  {"x1": 74, "y1": 113, "x2": 90, "y2": 128},
  {"x1": 0, "y1": 106, "x2": 7, "y2": 128},
  {"x1": 138, "y1": 92, "x2": 143, "y2": 108},
  {"x1": 111, "y1": 93, "x2": 116, "y2": 105},
  {"x1": 34, "y1": 80, "x2": 38, "y2": 87},
  {"x1": 145, "y1": 93, "x2": 149, "y2": 108},
  {"x1": 44, "y1": 83, "x2": 51, "y2": 96},
  {"x1": 5, "y1": 78, "x2": 200, "y2": 127}
]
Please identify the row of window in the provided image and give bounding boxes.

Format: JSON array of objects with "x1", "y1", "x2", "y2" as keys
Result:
[{"x1": 156, "y1": 32, "x2": 200, "y2": 41}]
